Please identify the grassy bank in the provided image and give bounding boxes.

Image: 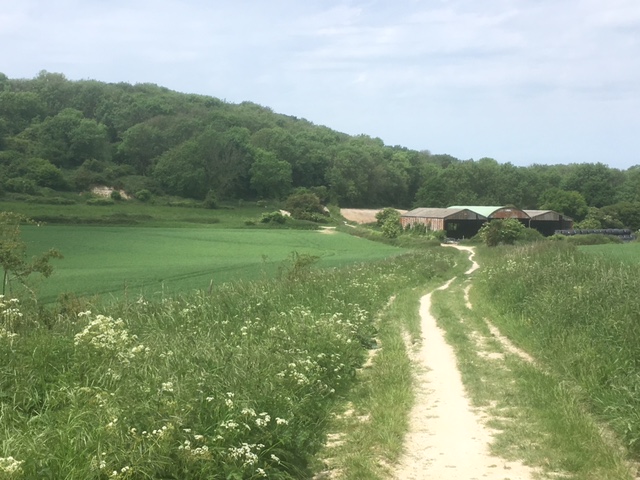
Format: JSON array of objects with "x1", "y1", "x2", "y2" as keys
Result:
[
  {"x1": 0, "y1": 247, "x2": 460, "y2": 479},
  {"x1": 475, "y1": 242, "x2": 640, "y2": 460}
]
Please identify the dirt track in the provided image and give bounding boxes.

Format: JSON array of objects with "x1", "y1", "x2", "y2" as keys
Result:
[{"x1": 392, "y1": 246, "x2": 537, "y2": 479}]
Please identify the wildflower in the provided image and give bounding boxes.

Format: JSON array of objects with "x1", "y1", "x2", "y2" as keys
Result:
[
  {"x1": 270, "y1": 453, "x2": 281, "y2": 463},
  {"x1": 256, "y1": 467, "x2": 267, "y2": 477},
  {"x1": 275, "y1": 417, "x2": 289, "y2": 425},
  {"x1": 221, "y1": 420, "x2": 238, "y2": 430},
  {"x1": 0, "y1": 457, "x2": 24, "y2": 474},
  {"x1": 161, "y1": 382, "x2": 174, "y2": 393}
]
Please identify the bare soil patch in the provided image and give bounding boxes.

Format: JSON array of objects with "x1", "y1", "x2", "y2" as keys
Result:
[{"x1": 340, "y1": 208, "x2": 407, "y2": 224}]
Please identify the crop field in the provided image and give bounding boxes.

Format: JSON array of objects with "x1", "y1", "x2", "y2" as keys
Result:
[
  {"x1": 580, "y1": 241, "x2": 640, "y2": 264},
  {"x1": 19, "y1": 225, "x2": 403, "y2": 304},
  {"x1": 0, "y1": 199, "x2": 275, "y2": 228}
]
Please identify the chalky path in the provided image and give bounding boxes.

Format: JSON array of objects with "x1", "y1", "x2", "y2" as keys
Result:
[{"x1": 393, "y1": 246, "x2": 536, "y2": 480}]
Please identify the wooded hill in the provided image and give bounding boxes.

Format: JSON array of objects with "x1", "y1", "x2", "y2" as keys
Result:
[{"x1": 1, "y1": 70, "x2": 640, "y2": 229}]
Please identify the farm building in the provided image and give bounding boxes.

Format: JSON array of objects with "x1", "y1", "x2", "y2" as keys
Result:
[
  {"x1": 401, "y1": 206, "x2": 573, "y2": 239},
  {"x1": 523, "y1": 210, "x2": 573, "y2": 236},
  {"x1": 400, "y1": 208, "x2": 487, "y2": 239}
]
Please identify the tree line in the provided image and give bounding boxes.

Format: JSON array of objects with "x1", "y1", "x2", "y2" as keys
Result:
[{"x1": 1, "y1": 71, "x2": 640, "y2": 229}]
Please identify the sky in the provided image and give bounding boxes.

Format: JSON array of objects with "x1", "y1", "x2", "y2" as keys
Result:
[{"x1": 1, "y1": 0, "x2": 640, "y2": 169}]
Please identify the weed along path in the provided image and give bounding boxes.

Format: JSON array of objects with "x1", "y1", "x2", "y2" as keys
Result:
[{"x1": 393, "y1": 245, "x2": 536, "y2": 480}]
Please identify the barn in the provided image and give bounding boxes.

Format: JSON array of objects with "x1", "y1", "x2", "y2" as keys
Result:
[
  {"x1": 523, "y1": 210, "x2": 573, "y2": 236},
  {"x1": 401, "y1": 206, "x2": 573, "y2": 239},
  {"x1": 400, "y1": 207, "x2": 487, "y2": 239}
]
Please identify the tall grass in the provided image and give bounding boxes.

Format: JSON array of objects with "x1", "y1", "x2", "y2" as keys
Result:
[
  {"x1": 0, "y1": 248, "x2": 458, "y2": 479},
  {"x1": 476, "y1": 242, "x2": 640, "y2": 457}
]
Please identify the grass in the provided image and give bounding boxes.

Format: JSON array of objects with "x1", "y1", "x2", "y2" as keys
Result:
[
  {"x1": 468, "y1": 242, "x2": 640, "y2": 477},
  {"x1": 0, "y1": 198, "x2": 297, "y2": 228},
  {"x1": 310, "y1": 250, "x2": 470, "y2": 479},
  {"x1": 431, "y1": 274, "x2": 633, "y2": 479},
  {"x1": 580, "y1": 241, "x2": 640, "y2": 264},
  {"x1": 0, "y1": 247, "x2": 461, "y2": 479},
  {"x1": 18, "y1": 225, "x2": 403, "y2": 304}
]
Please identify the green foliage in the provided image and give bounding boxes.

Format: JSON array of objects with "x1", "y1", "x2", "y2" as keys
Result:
[
  {"x1": 517, "y1": 227, "x2": 545, "y2": 243},
  {"x1": 250, "y1": 149, "x2": 292, "y2": 199},
  {"x1": 110, "y1": 190, "x2": 122, "y2": 201},
  {"x1": 478, "y1": 219, "x2": 525, "y2": 247},
  {"x1": 135, "y1": 189, "x2": 152, "y2": 202},
  {"x1": 576, "y1": 207, "x2": 624, "y2": 230},
  {"x1": 1, "y1": 71, "x2": 640, "y2": 212},
  {"x1": 539, "y1": 187, "x2": 588, "y2": 221},
  {"x1": 375, "y1": 207, "x2": 401, "y2": 227},
  {"x1": 4, "y1": 177, "x2": 38, "y2": 195},
  {"x1": 0, "y1": 212, "x2": 62, "y2": 297},
  {"x1": 260, "y1": 211, "x2": 287, "y2": 224},
  {"x1": 285, "y1": 191, "x2": 325, "y2": 221},
  {"x1": 202, "y1": 189, "x2": 218, "y2": 209}
]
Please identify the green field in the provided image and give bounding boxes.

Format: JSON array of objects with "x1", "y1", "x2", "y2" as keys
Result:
[
  {"x1": 580, "y1": 241, "x2": 640, "y2": 263},
  {"x1": 20, "y1": 225, "x2": 402, "y2": 303}
]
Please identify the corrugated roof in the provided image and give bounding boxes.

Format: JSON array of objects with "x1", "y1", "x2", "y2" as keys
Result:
[
  {"x1": 448, "y1": 206, "x2": 509, "y2": 218},
  {"x1": 402, "y1": 208, "x2": 464, "y2": 218}
]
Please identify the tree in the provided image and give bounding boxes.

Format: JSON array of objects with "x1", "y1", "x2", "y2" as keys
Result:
[
  {"x1": 250, "y1": 149, "x2": 292, "y2": 199},
  {"x1": 562, "y1": 163, "x2": 621, "y2": 208},
  {"x1": 539, "y1": 188, "x2": 588, "y2": 221},
  {"x1": 0, "y1": 212, "x2": 62, "y2": 298},
  {"x1": 478, "y1": 219, "x2": 525, "y2": 247}
]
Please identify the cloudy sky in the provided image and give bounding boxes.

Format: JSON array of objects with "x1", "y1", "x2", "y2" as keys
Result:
[{"x1": 2, "y1": 0, "x2": 639, "y2": 168}]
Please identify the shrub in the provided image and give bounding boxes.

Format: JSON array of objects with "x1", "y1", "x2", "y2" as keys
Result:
[
  {"x1": 478, "y1": 219, "x2": 525, "y2": 247},
  {"x1": 285, "y1": 191, "x2": 324, "y2": 220},
  {"x1": 375, "y1": 208, "x2": 401, "y2": 227},
  {"x1": 202, "y1": 189, "x2": 218, "y2": 209},
  {"x1": 260, "y1": 211, "x2": 287, "y2": 224},
  {"x1": 135, "y1": 189, "x2": 152, "y2": 202},
  {"x1": 110, "y1": 190, "x2": 122, "y2": 201},
  {"x1": 517, "y1": 227, "x2": 545, "y2": 243},
  {"x1": 4, "y1": 177, "x2": 38, "y2": 195}
]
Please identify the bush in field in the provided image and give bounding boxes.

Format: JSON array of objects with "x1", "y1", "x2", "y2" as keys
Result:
[
  {"x1": 375, "y1": 208, "x2": 400, "y2": 227},
  {"x1": 517, "y1": 227, "x2": 545, "y2": 243},
  {"x1": 4, "y1": 177, "x2": 38, "y2": 195},
  {"x1": 375, "y1": 208, "x2": 402, "y2": 239},
  {"x1": 285, "y1": 191, "x2": 325, "y2": 221},
  {"x1": 135, "y1": 189, "x2": 152, "y2": 202},
  {"x1": 478, "y1": 218, "x2": 524, "y2": 246},
  {"x1": 202, "y1": 189, "x2": 218, "y2": 209},
  {"x1": 110, "y1": 190, "x2": 122, "y2": 201},
  {"x1": 260, "y1": 211, "x2": 287, "y2": 224}
]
